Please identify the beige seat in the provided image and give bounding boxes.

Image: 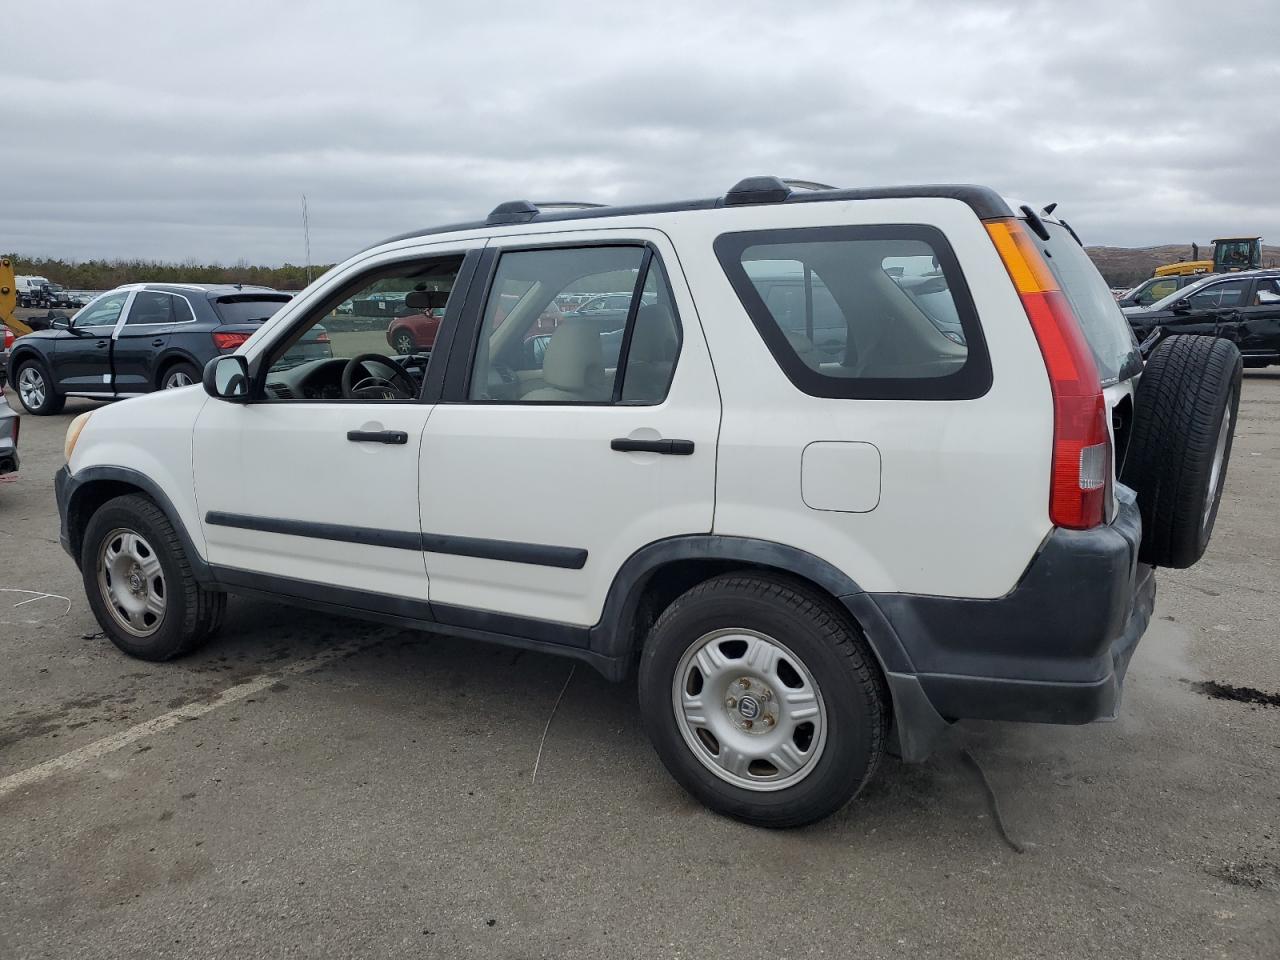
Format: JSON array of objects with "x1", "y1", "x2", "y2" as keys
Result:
[{"x1": 522, "y1": 317, "x2": 609, "y2": 401}]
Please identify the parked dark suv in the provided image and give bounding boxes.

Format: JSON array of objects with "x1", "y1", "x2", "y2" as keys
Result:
[
  {"x1": 1125, "y1": 269, "x2": 1280, "y2": 368},
  {"x1": 6, "y1": 283, "x2": 330, "y2": 415}
]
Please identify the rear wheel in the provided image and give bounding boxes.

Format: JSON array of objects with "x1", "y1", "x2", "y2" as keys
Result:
[
  {"x1": 82, "y1": 494, "x2": 225, "y2": 660},
  {"x1": 14, "y1": 359, "x2": 65, "y2": 415},
  {"x1": 1121, "y1": 335, "x2": 1242, "y2": 568},
  {"x1": 638, "y1": 574, "x2": 888, "y2": 828},
  {"x1": 161, "y1": 362, "x2": 200, "y2": 390},
  {"x1": 392, "y1": 330, "x2": 416, "y2": 355}
]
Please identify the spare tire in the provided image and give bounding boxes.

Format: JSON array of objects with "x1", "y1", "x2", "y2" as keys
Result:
[{"x1": 1120, "y1": 335, "x2": 1242, "y2": 568}]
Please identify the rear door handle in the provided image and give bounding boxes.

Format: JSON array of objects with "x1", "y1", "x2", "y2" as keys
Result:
[
  {"x1": 152, "y1": 338, "x2": 165, "y2": 347},
  {"x1": 347, "y1": 430, "x2": 408, "y2": 445},
  {"x1": 611, "y1": 437, "x2": 695, "y2": 455},
  {"x1": 96, "y1": 341, "x2": 108, "y2": 348}
]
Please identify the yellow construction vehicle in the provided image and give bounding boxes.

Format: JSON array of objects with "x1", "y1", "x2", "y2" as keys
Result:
[
  {"x1": 1154, "y1": 237, "x2": 1262, "y2": 277},
  {"x1": 1, "y1": 256, "x2": 35, "y2": 338}
]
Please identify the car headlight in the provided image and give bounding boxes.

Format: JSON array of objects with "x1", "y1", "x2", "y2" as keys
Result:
[{"x1": 64, "y1": 410, "x2": 94, "y2": 462}]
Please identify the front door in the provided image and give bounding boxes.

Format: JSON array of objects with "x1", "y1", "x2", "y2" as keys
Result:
[
  {"x1": 419, "y1": 231, "x2": 720, "y2": 629},
  {"x1": 52, "y1": 290, "x2": 132, "y2": 394},
  {"x1": 192, "y1": 246, "x2": 478, "y2": 603},
  {"x1": 1168, "y1": 277, "x2": 1250, "y2": 338}
]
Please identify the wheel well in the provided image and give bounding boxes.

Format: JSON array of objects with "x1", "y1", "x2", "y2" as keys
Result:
[
  {"x1": 10, "y1": 347, "x2": 46, "y2": 372},
  {"x1": 154, "y1": 354, "x2": 198, "y2": 388},
  {"x1": 623, "y1": 558, "x2": 875, "y2": 671},
  {"x1": 66, "y1": 479, "x2": 146, "y2": 561}
]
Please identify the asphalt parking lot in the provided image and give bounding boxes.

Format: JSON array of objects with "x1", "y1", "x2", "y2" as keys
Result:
[{"x1": 1, "y1": 378, "x2": 1278, "y2": 960}]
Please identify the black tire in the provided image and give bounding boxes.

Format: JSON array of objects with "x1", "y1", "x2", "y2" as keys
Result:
[
  {"x1": 160, "y1": 362, "x2": 201, "y2": 390},
  {"x1": 638, "y1": 574, "x2": 889, "y2": 828},
  {"x1": 1120, "y1": 335, "x2": 1242, "y2": 569},
  {"x1": 81, "y1": 493, "x2": 226, "y2": 661},
  {"x1": 13, "y1": 358, "x2": 65, "y2": 415}
]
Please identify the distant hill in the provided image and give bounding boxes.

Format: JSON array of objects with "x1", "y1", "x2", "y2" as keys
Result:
[{"x1": 1086, "y1": 244, "x2": 1280, "y2": 289}]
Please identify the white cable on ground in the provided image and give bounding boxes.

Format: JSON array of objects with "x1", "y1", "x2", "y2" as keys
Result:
[{"x1": 531, "y1": 664, "x2": 576, "y2": 787}]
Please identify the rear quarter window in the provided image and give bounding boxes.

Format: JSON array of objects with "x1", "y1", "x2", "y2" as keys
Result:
[{"x1": 714, "y1": 225, "x2": 990, "y2": 400}]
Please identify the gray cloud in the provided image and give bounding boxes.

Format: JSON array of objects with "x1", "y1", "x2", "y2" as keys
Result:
[{"x1": 5, "y1": 0, "x2": 1278, "y2": 264}]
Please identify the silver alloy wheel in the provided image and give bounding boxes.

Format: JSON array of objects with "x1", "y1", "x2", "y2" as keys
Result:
[
  {"x1": 1203, "y1": 393, "x2": 1234, "y2": 529},
  {"x1": 394, "y1": 332, "x2": 415, "y2": 354},
  {"x1": 672, "y1": 628, "x2": 828, "y2": 792},
  {"x1": 165, "y1": 369, "x2": 194, "y2": 388},
  {"x1": 18, "y1": 366, "x2": 46, "y2": 409},
  {"x1": 97, "y1": 528, "x2": 167, "y2": 638}
]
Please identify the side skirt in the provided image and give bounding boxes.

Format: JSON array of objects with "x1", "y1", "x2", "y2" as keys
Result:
[{"x1": 208, "y1": 566, "x2": 624, "y2": 680}]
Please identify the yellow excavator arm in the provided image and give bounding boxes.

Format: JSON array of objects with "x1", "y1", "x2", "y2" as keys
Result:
[{"x1": 1, "y1": 256, "x2": 35, "y2": 337}]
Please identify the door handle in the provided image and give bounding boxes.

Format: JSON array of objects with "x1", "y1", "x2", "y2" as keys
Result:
[
  {"x1": 347, "y1": 430, "x2": 408, "y2": 444},
  {"x1": 611, "y1": 437, "x2": 695, "y2": 455},
  {"x1": 96, "y1": 341, "x2": 108, "y2": 348},
  {"x1": 152, "y1": 338, "x2": 165, "y2": 347}
]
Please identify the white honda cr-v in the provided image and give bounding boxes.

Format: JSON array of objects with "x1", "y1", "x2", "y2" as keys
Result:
[{"x1": 55, "y1": 178, "x2": 1241, "y2": 826}]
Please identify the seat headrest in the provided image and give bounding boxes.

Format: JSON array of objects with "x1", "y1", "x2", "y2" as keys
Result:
[{"x1": 542, "y1": 317, "x2": 606, "y2": 392}]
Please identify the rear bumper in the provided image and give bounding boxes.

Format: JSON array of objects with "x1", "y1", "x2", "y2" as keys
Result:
[{"x1": 860, "y1": 485, "x2": 1155, "y2": 759}]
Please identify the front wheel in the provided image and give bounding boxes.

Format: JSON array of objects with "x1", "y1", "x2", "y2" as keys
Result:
[
  {"x1": 638, "y1": 574, "x2": 888, "y2": 828},
  {"x1": 14, "y1": 360, "x2": 65, "y2": 415},
  {"x1": 81, "y1": 494, "x2": 226, "y2": 660}
]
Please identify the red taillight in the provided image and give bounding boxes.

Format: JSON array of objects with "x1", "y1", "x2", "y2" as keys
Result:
[
  {"x1": 314, "y1": 332, "x2": 330, "y2": 343},
  {"x1": 212, "y1": 331, "x2": 251, "y2": 351},
  {"x1": 3, "y1": 327, "x2": 13, "y2": 349},
  {"x1": 986, "y1": 219, "x2": 1111, "y2": 530}
]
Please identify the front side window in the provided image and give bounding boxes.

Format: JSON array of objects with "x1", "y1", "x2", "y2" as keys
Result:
[
  {"x1": 468, "y1": 245, "x2": 680, "y2": 405},
  {"x1": 261, "y1": 256, "x2": 462, "y2": 400},
  {"x1": 125, "y1": 291, "x2": 176, "y2": 325},
  {"x1": 716, "y1": 226, "x2": 989, "y2": 400},
  {"x1": 1139, "y1": 278, "x2": 1178, "y2": 305},
  {"x1": 73, "y1": 291, "x2": 129, "y2": 328},
  {"x1": 1187, "y1": 279, "x2": 1248, "y2": 310}
]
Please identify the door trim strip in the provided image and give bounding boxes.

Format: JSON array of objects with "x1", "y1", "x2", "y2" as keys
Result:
[{"x1": 204, "y1": 511, "x2": 587, "y2": 569}]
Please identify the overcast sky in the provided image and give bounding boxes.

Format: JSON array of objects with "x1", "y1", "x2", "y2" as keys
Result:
[{"x1": 5, "y1": 0, "x2": 1278, "y2": 265}]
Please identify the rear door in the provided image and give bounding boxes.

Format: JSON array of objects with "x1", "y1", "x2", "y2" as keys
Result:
[
  {"x1": 112, "y1": 290, "x2": 187, "y2": 394},
  {"x1": 1235, "y1": 278, "x2": 1280, "y2": 361},
  {"x1": 419, "y1": 230, "x2": 720, "y2": 629},
  {"x1": 52, "y1": 290, "x2": 132, "y2": 394}
]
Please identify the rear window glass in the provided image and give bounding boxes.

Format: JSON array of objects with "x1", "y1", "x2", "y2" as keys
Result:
[
  {"x1": 213, "y1": 295, "x2": 291, "y2": 324},
  {"x1": 715, "y1": 225, "x2": 990, "y2": 400},
  {"x1": 1035, "y1": 223, "x2": 1138, "y2": 384}
]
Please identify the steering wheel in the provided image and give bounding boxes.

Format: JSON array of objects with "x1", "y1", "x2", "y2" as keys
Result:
[{"x1": 341, "y1": 353, "x2": 419, "y2": 400}]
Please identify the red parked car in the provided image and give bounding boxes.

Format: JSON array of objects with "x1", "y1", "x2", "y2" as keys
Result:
[{"x1": 385, "y1": 308, "x2": 444, "y2": 355}]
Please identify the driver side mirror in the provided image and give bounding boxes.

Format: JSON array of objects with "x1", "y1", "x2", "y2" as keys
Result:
[
  {"x1": 203, "y1": 355, "x2": 251, "y2": 402},
  {"x1": 1171, "y1": 298, "x2": 1191, "y2": 313}
]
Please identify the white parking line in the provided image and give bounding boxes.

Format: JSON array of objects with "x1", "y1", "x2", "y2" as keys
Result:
[{"x1": 0, "y1": 641, "x2": 370, "y2": 800}]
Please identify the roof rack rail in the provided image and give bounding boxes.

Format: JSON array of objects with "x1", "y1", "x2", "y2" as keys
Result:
[
  {"x1": 781, "y1": 178, "x2": 837, "y2": 191},
  {"x1": 532, "y1": 201, "x2": 608, "y2": 210},
  {"x1": 725, "y1": 175, "x2": 838, "y2": 206},
  {"x1": 485, "y1": 199, "x2": 607, "y2": 226}
]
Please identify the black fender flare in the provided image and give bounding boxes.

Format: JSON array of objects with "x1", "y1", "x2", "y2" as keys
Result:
[
  {"x1": 59, "y1": 464, "x2": 212, "y2": 582},
  {"x1": 588, "y1": 534, "x2": 913, "y2": 674}
]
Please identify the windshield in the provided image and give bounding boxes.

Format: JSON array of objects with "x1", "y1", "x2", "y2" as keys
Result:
[
  {"x1": 1036, "y1": 222, "x2": 1139, "y2": 384},
  {"x1": 213, "y1": 295, "x2": 291, "y2": 324}
]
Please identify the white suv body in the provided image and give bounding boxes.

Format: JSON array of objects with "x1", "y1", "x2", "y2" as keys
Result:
[{"x1": 56, "y1": 180, "x2": 1241, "y2": 826}]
